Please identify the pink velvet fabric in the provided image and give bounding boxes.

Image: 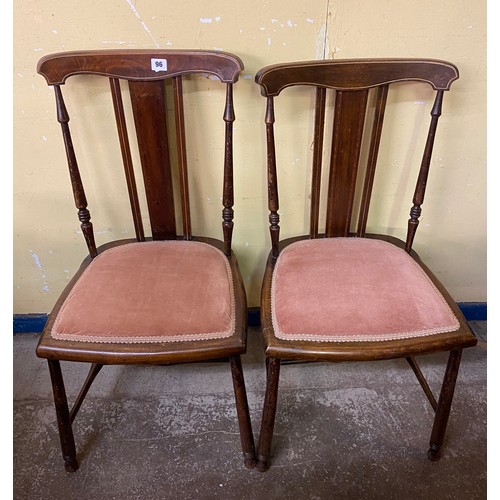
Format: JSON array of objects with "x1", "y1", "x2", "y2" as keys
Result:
[
  {"x1": 271, "y1": 238, "x2": 459, "y2": 342},
  {"x1": 52, "y1": 241, "x2": 235, "y2": 343}
]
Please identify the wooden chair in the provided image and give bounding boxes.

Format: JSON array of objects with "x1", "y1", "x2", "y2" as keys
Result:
[
  {"x1": 254, "y1": 58, "x2": 478, "y2": 471},
  {"x1": 36, "y1": 49, "x2": 256, "y2": 472}
]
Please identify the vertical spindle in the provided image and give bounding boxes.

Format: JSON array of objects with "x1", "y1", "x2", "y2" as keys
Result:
[
  {"x1": 310, "y1": 87, "x2": 326, "y2": 239},
  {"x1": 54, "y1": 85, "x2": 97, "y2": 257},
  {"x1": 357, "y1": 85, "x2": 389, "y2": 237},
  {"x1": 109, "y1": 78, "x2": 145, "y2": 242},
  {"x1": 265, "y1": 97, "x2": 280, "y2": 259},
  {"x1": 406, "y1": 90, "x2": 444, "y2": 252},
  {"x1": 173, "y1": 76, "x2": 192, "y2": 240},
  {"x1": 222, "y1": 83, "x2": 235, "y2": 256}
]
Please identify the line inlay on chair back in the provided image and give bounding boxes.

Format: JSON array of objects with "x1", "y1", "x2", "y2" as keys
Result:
[
  {"x1": 255, "y1": 59, "x2": 458, "y2": 258},
  {"x1": 38, "y1": 49, "x2": 244, "y2": 256}
]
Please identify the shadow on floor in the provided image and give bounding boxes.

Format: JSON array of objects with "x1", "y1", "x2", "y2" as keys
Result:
[{"x1": 13, "y1": 322, "x2": 487, "y2": 499}]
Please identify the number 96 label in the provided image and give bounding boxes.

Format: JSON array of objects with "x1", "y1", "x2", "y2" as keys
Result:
[{"x1": 151, "y1": 58, "x2": 168, "y2": 72}]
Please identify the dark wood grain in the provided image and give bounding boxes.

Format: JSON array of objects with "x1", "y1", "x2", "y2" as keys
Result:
[
  {"x1": 129, "y1": 79, "x2": 177, "y2": 240},
  {"x1": 325, "y1": 89, "x2": 368, "y2": 237},
  {"x1": 47, "y1": 360, "x2": 78, "y2": 472},
  {"x1": 38, "y1": 49, "x2": 244, "y2": 85},
  {"x1": 255, "y1": 58, "x2": 459, "y2": 96}
]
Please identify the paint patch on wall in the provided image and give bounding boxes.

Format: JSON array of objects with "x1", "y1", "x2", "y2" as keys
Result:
[
  {"x1": 31, "y1": 251, "x2": 50, "y2": 292},
  {"x1": 315, "y1": 22, "x2": 329, "y2": 60},
  {"x1": 200, "y1": 17, "x2": 221, "y2": 24}
]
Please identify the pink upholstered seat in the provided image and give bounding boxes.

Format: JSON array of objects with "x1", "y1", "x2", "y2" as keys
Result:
[
  {"x1": 52, "y1": 241, "x2": 235, "y2": 343},
  {"x1": 272, "y1": 238, "x2": 459, "y2": 342}
]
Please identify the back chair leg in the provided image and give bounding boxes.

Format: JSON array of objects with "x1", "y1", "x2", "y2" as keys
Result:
[
  {"x1": 428, "y1": 349, "x2": 463, "y2": 461},
  {"x1": 256, "y1": 357, "x2": 281, "y2": 472},
  {"x1": 229, "y1": 355, "x2": 257, "y2": 468},
  {"x1": 47, "y1": 359, "x2": 79, "y2": 472}
]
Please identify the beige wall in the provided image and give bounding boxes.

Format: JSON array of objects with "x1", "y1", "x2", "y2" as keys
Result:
[{"x1": 13, "y1": 1, "x2": 486, "y2": 313}]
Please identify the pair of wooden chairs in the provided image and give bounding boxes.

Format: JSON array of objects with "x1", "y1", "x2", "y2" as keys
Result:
[{"x1": 35, "y1": 50, "x2": 477, "y2": 472}]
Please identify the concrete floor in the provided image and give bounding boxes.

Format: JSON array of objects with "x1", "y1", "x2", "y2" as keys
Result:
[{"x1": 14, "y1": 322, "x2": 486, "y2": 499}]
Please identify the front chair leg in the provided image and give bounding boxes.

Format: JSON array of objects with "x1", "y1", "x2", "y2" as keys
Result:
[
  {"x1": 428, "y1": 349, "x2": 463, "y2": 461},
  {"x1": 229, "y1": 355, "x2": 257, "y2": 469},
  {"x1": 47, "y1": 360, "x2": 79, "y2": 472},
  {"x1": 257, "y1": 357, "x2": 281, "y2": 472}
]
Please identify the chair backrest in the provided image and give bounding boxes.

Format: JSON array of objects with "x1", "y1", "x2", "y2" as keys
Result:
[
  {"x1": 38, "y1": 49, "x2": 244, "y2": 257},
  {"x1": 255, "y1": 58, "x2": 459, "y2": 258}
]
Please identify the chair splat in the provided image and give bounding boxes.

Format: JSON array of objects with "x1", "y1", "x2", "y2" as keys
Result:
[
  {"x1": 325, "y1": 89, "x2": 369, "y2": 237},
  {"x1": 129, "y1": 80, "x2": 177, "y2": 240}
]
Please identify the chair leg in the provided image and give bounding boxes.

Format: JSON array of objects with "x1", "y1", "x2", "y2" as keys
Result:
[
  {"x1": 428, "y1": 349, "x2": 463, "y2": 461},
  {"x1": 229, "y1": 355, "x2": 257, "y2": 469},
  {"x1": 256, "y1": 357, "x2": 281, "y2": 472},
  {"x1": 47, "y1": 359, "x2": 79, "y2": 472}
]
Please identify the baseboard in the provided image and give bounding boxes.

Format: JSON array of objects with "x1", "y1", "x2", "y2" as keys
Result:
[
  {"x1": 247, "y1": 307, "x2": 261, "y2": 327},
  {"x1": 13, "y1": 302, "x2": 486, "y2": 334},
  {"x1": 12, "y1": 314, "x2": 49, "y2": 334},
  {"x1": 456, "y1": 302, "x2": 487, "y2": 321}
]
